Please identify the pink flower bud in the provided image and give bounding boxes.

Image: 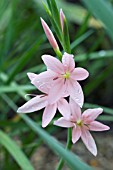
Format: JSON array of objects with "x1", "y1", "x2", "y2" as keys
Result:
[
  {"x1": 60, "y1": 9, "x2": 65, "y2": 32},
  {"x1": 40, "y1": 18, "x2": 59, "y2": 50}
]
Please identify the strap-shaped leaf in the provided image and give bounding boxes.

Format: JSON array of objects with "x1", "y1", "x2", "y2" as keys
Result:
[
  {"x1": 0, "y1": 130, "x2": 34, "y2": 170},
  {"x1": 81, "y1": 0, "x2": 113, "y2": 42}
]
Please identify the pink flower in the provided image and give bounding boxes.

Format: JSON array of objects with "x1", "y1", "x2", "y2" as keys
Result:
[
  {"x1": 33, "y1": 52, "x2": 89, "y2": 107},
  {"x1": 17, "y1": 73, "x2": 70, "y2": 128},
  {"x1": 54, "y1": 98, "x2": 110, "y2": 156},
  {"x1": 41, "y1": 18, "x2": 59, "y2": 51}
]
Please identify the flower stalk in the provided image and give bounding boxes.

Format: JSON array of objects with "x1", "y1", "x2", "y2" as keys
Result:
[{"x1": 56, "y1": 128, "x2": 72, "y2": 170}]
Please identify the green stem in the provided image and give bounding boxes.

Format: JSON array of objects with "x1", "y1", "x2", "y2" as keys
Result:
[
  {"x1": 55, "y1": 49, "x2": 62, "y2": 61},
  {"x1": 56, "y1": 128, "x2": 72, "y2": 170}
]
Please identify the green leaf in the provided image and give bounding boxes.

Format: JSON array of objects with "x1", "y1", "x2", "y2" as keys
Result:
[
  {"x1": 0, "y1": 85, "x2": 35, "y2": 93},
  {"x1": 47, "y1": 0, "x2": 52, "y2": 12},
  {"x1": 84, "y1": 64, "x2": 113, "y2": 96},
  {"x1": 20, "y1": 114, "x2": 93, "y2": 170},
  {"x1": 81, "y1": 0, "x2": 113, "y2": 42},
  {"x1": 63, "y1": 16, "x2": 71, "y2": 53},
  {"x1": 98, "y1": 115, "x2": 113, "y2": 122},
  {"x1": 75, "y1": 50, "x2": 113, "y2": 62},
  {"x1": 71, "y1": 30, "x2": 94, "y2": 51},
  {"x1": 6, "y1": 37, "x2": 44, "y2": 84},
  {"x1": 50, "y1": 0, "x2": 61, "y2": 30},
  {"x1": 0, "y1": 130, "x2": 34, "y2": 170}
]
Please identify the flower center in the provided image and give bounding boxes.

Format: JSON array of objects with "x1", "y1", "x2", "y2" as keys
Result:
[
  {"x1": 77, "y1": 120, "x2": 83, "y2": 127},
  {"x1": 63, "y1": 71, "x2": 70, "y2": 79}
]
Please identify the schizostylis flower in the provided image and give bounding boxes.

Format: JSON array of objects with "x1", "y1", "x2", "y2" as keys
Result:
[
  {"x1": 33, "y1": 52, "x2": 89, "y2": 107},
  {"x1": 54, "y1": 98, "x2": 110, "y2": 156},
  {"x1": 17, "y1": 73, "x2": 70, "y2": 128}
]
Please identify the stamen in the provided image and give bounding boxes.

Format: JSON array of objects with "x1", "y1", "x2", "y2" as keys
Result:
[{"x1": 63, "y1": 71, "x2": 70, "y2": 79}]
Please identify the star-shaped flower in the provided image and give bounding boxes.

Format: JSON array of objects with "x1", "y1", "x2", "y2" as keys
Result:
[
  {"x1": 33, "y1": 52, "x2": 89, "y2": 107},
  {"x1": 54, "y1": 98, "x2": 110, "y2": 156}
]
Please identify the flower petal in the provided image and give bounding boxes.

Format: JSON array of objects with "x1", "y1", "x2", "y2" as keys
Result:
[
  {"x1": 27, "y1": 72, "x2": 38, "y2": 81},
  {"x1": 82, "y1": 108, "x2": 103, "y2": 123},
  {"x1": 71, "y1": 68, "x2": 89, "y2": 81},
  {"x1": 89, "y1": 121, "x2": 110, "y2": 131},
  {"x1": 67, "y1": 79, "x2": 84, "y2": 108},
  {"x1": 17, "y1": 95, "x2": 47, "y2": 113},
  {"x1": 42, "y1": 103, "x2": 57, "y2": 128},
  {"x1": 72, "y1": 126, "x2": 81, "y2": 143},
  {"x1": 32, "y1": 70, "x2": 57, "y2": 83},
  {"x1": 54, "y1": 117, "x2": 73, "y2": 127},
  {"x1": 57, "y1": 98, "x2": 71, "y2": 119},
  {"x1": 42, "y1": 55, "x2": 64, "y2": 74},
  {"x1": 32, "y1": 70, "x2": 56, "y2": 93},
  {"x1": 81, "y1": 128, "x2": 97, "y2": 156},
  {"x1": 69, "y1": 97, "x2": 81, "y2": 121},
  {"x1": 48, "y1": 78, "x2": 66, "y2": 104},
  {"x1": 62, "y1": 52, "x2": 75, "y2": 72}
]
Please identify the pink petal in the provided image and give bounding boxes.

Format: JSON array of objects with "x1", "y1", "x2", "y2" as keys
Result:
[
  {"x1": 69, "y1": 97, "x2": 81, "y2": 121},
  {"x1": 82, "y1": 108, "x2": 103, "y2": 124},
  {"x1": 32, "y1": 70, "x2": 56, "y2": 93},
  {"x1": 32, "y1": 70, "x2": 57, "y2": 83},
  {"x1": 48, "y1": 78, "x2": 66, "y2": 104},
  {"x1": 71, "y1": 68, "x2": 89, "y2": 81},
  {"x1": 72, "y1": 126, "x2": 81, "y2": 143},
  {"x1": 54, "y1": 117, "x2": 73, "y2": 127},
  {"x1": 62, "y1": 52, "x2": 75, "y2": 72},
  {"x1": 42, "y1": 55, "x2": 64, "y2": 74},
  {"x1": 89, "y1": 121, "x2": 110, "y2": 131},
  {"x1": 67, "y1": 79, "x2": 84, "y2": 108},
  {"x1": 17, "y1": 95, "x2": 47, "y2": 113},
  {"x1": 81, "y1": 128, "x2": 97, "y2": 156},
  {"x1": 57, "y1": 98, "x2": 71, "y2": 119},
  {"x1": 42, "y1": 103, "x2": 57, "y2": 128},
  {"x1": 27, "y1": 72, "x2": 38, "y2": 81}
]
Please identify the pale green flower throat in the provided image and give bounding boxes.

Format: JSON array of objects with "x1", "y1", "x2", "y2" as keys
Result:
[
  {"x1": 77, "y1": 120, "x2": 83, "y2": 126},
  {"x1": 63, "y1": 71, "x2": 70, "y2": 79}
]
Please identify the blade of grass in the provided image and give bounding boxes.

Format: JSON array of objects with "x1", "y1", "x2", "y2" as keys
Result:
[
  {"x1": 0, "y1": 130, "x2": 34, "y2": 170},
  {"x1": 71, "y1": 30, "x2": 94, "y2": 52},
  {"x1": 6, "y1": 36, "x2": 44, "y2": 84},
  {"x1": 75, "y1": 50, "x2": 113, "y2": 62},
  {"x1": 84, "y1": 64, "x2": 113, "y2": 96},
  {"x1": 0, "y1": 85, "x2": 35, "y2": 93},
  {"x1": 81, "y1": 0, "x2": 113, "y2": 42}
]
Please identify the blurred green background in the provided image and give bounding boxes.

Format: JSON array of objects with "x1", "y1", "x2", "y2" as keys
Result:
[{"x1": 0, "y1": 0, "x2": 113, "y2": 169}]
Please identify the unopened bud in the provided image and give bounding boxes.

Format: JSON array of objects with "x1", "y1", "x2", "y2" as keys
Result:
[
  {"x1": 40, "y1": 17, "x2": 59, "y2": 51},
  {"x1": 60, "y1": 9, "x2": 65, "y2": 32}
]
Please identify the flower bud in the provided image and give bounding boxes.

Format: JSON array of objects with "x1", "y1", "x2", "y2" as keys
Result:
[
  {"x1": 60, "y1": 9, "x2": 65, "y2": 32},
  {"x1": 40, "y1": 17, "x2": 59, "y2": 51}
]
